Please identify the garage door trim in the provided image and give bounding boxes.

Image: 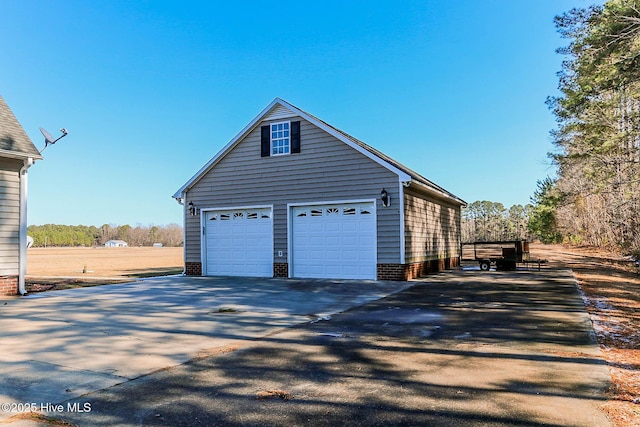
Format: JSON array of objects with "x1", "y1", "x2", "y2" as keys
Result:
[
  {"x1": 200, "y1": 204, "x2": 274, "y2": 276},
  {"x1": 287, "y1": 198, "x2": 377, "y2": 279}
]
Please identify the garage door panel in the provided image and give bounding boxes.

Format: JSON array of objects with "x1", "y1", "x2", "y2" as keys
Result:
[
  {"x1": 292, "y1": 202, "x2": 376, "y2": 280},
  {"x1": 205, "y1": 208, "x2": 273, "y2": 277},
  {"x1": 308, "y1": 236, "x2": 324, "y2": 246},
  {"x1": 326, "y1": 236, "x2": 341, "y2": 246},
  {"x1": 341, "y1": 252, "x2": 359, "y2": 261},
  {"x1": 343, "y1": 265, "x2": 358, "y2": 275},
  {"x1": 341, "y1": 222, "x2": 359, "y2": 233},
  {"x1": 326, "y1": 266, "x2": 342, "y2": 275},
  {"x1": 325, "y1": 223, "x2": 341, "y2": 233}
]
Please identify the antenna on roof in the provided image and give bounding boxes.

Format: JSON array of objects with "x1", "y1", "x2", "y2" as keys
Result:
[{"x1": 39, "y1": 127, "x2": 68, "y2": 152}]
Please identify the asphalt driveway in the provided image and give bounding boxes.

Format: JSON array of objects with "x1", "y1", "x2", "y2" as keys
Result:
[
  {"x1": 0, "y1": 275, "x2": 413, "y2": 422},
  {"x1": 1, "y1": 269, "x2": 611, "y2": 426}
]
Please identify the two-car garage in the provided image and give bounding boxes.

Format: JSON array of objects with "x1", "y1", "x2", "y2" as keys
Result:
[
  {"x1": 176, "y1": 99, "x2": 464, "y2": 282},
  {"x1": 203, "y1": 202, "x2": 376, "y2": 280}
]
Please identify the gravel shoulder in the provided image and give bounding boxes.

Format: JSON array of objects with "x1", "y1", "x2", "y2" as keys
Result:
[{"x1": 533, "y1": 244, "x2": 640, "y2": 426}]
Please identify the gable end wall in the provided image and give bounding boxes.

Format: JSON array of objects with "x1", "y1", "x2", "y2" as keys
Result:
[{"x1": 184, "y1": 116, "x2": 402, "y2": 269}]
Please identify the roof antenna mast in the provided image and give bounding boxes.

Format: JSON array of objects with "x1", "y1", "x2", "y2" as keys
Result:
[{"x1": 39, "y1": 127, "x2": 68, "y2": 153}]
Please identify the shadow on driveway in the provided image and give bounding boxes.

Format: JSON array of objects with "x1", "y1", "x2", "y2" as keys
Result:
[
  {"x1": 0, "y1": 275, "x2": 413, "y2": 424},
  {"x1": 54, "y1": 268, "x2": 611, "y2": 427}
]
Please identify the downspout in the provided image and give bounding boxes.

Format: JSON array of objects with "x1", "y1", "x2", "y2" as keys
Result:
[
  {"x1": 18, "y1": 157, "x2": 34, "y2": 295},
  {"x1": 174, "y1": 195, "x2": 186, "y2": 275},
  {"x1": 399, "y1": 179, "x2": 407, "y2": 265}
]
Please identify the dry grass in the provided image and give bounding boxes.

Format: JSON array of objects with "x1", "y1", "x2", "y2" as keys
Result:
[
  {"x1": 27, "y1": 246, "x2": 183, "y2": 277},
  {"x1": 25, "y1": 246, "x2": 183, "y2": 292}
]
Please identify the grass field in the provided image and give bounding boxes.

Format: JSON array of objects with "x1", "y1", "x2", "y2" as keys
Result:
[{"x1": 27, "y1": 246, "x2": 183, "y2": 278}]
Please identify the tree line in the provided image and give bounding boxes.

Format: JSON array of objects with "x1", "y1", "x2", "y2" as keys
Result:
[
  {"x1": 27, "y1": 224, "x2": 183, "y2": 247},
  {"x1": 532, "y1": 1, "x2": 640, "y2": 256},
  {"x1": 462, "y1": 201, "x2": 533, "y2": 243}
]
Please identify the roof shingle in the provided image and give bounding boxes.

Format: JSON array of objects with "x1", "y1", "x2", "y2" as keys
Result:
[{"x1": 0, "y1": 95, "x2": 42, "y2": 160}]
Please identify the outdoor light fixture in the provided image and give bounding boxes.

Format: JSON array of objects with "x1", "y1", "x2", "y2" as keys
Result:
[
  {"x1": 380, "y1": 188, "x2": 390, "y2": 207},
  {"x1": 188, "y1": 201, "x2": 198, "y2": 216}
]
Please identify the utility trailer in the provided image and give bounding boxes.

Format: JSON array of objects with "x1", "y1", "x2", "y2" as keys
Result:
[{"x1": 462, "y1": 240, "x2": 542, "y2": 271}]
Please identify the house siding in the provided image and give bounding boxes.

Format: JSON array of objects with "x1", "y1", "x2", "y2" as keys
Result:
[
  {"x1": 184, "y1": 116, "x2": 401, "y2": 270},
  {"x1": 404, "y1": 187, "x2": 462, "y2": 264},
  {"x1": 0, "y1": 157, "x2": 21, "y2": 278}
]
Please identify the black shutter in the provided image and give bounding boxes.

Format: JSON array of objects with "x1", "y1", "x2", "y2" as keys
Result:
[
  {"x1": 291, "y1": 121, "x2": 300, "y2": 153},
  {"x1": 261, "y1": 125, "x2": 270, "y2": 157}
]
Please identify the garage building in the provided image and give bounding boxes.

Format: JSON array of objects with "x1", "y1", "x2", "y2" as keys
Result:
[{"x1": 173, "y1": 98, "x2": 465, "y2": 281}]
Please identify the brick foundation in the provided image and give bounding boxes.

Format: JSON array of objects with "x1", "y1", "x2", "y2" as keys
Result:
[
  {"x1": 185, "y1": 257, "x2": 460, "y2": 281},
  {"x1": 185, "y1": 262, "x2": 202, "y2": 276},
  {"x1": 377, "y1": 257, "x2": 460, "y2": 281},
  {"x1": 0, "y1": 276, "x2": 18, "y2": 296},
  {"x1": 273, "y1": 262, "x2": 288, "y2": 278}
]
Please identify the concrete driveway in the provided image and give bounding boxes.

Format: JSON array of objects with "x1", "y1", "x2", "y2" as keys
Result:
[
  {"x1": 0, "y1": 269, "x2": 611, "y2": 426},
  {"x1": 0, "y1": 276, "x2": 412, "y2": 421}
]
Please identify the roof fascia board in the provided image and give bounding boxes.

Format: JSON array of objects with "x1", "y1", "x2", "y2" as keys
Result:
[
  {"x1": 275, "y1": 99, "x2": 412, "y2": 182},
  {"x1": 0, "y1": 149, "x2": 42, "y2": 161},
  {"x1": 407, "y1": 180, "x2": 467, "y2": 207}
]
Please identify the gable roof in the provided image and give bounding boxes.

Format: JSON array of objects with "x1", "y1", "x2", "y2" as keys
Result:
[
  {"x1": 174, "y1": 98, "x2": 465, "y2": 206},
  {"x1": 0, "y1": 95, "x2": 42, "y2": 160}
]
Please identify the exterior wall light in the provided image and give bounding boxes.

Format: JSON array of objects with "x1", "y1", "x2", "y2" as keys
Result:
[
  {"x1": 188, "y1": 201, "x2": 198, "y2": 216},
  {"x1": 380, "y1": 188, "x2": 390, "y2": 207}
]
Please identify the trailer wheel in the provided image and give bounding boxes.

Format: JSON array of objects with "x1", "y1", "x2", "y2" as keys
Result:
[{"x1": 479, "y1": 260, "x2": 491, "y2": 271}]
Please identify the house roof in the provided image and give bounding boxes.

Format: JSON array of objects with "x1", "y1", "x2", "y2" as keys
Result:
[
  {"x1": 0, "y1": 95, "x2": 43, "y2": 160},
  {"x1": 174, "y1": 98, "x2": 465, "y2": 206}
]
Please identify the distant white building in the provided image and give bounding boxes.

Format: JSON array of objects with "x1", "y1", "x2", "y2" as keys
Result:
[{"x1": 105, "y1": 240, "x2": 128, "y2": 248}]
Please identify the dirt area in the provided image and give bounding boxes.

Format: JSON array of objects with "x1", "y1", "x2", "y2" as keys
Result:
[
  {"x1": 26, "y1": 246, "x2": 183, "y2": 292},
  {"x1": 532, "y1": 244, "x2": 640, "y2": 427}
]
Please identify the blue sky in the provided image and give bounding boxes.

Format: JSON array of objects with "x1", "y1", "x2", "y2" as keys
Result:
[{"x1": 0, "y1": 0, "x2": 601, "y2": 227}]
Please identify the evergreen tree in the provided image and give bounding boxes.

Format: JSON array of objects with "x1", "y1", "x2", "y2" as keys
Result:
[{"x1": 549, "y1": 0, "x2": 640, "y2": 254}]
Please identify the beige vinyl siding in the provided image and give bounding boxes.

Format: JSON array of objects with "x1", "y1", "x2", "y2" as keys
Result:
[
  {"x1": 185, "y1": 117, "x2": 401, "y2": 265},
  {"x1": 404, "y1": 187, "x2": 461, "y2": 263},
  {"x1": 0, "y1": 158, "x2": 21, "y2": 276}
]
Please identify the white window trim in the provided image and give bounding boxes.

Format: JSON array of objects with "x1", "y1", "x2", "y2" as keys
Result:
[{"x1": 270, "y1": 120, "x2": 291, "y2": 156}]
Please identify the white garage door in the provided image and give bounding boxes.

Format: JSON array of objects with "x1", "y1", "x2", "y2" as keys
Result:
[
  {"x1": 204, "y1": 208, "x2": 273, "y2": 277},
  {"x1": 291, "y1": 202, "x2": 376, "y2": 280}
]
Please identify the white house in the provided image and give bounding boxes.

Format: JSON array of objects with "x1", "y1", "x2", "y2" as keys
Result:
[{"x1": 105, "y1": 240, "x2": 128, "y2": 248}]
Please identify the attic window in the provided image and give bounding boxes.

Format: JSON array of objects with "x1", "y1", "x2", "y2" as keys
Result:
[
  {"x1": 271, "y1": 121, "x2": 290, "y2": 155},
  {"x1": 261, "y1": 121, "x2": 300, "y2": 157}
]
